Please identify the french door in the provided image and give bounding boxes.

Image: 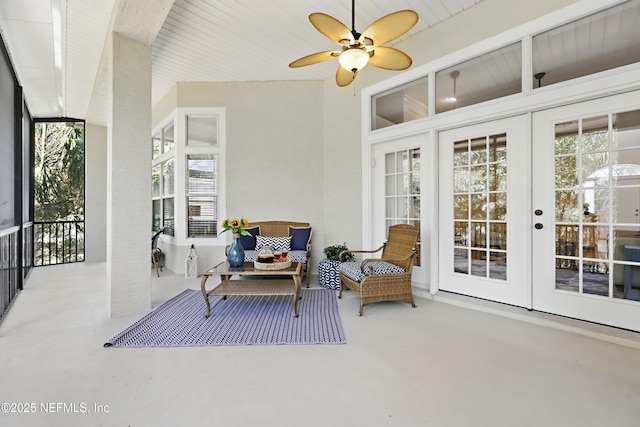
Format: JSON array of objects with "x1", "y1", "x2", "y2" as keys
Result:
[
  {"x1": 532, "y1": 91, "x2": 640, "y2": 331},
  {"x1": 372, "y1": 134, "x2": 427, "y2": 286},
  {"x1": 438, "y1": 115, "x2": 530, "y2": 307}
]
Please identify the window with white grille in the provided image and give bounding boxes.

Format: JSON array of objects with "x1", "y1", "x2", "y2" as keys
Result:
[{"x1": 187, "y1": 154, "x2": 217, "y2": 237}]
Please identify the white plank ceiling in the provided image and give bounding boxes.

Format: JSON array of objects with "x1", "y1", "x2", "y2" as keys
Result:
[
  {"x1": 0, "y1": 0, "x2": 483, "y2": 120},
  {"x1": 3, "y1": 0, "x2": 638, "y2": 122}
]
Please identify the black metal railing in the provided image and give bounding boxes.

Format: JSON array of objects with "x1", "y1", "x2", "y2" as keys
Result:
[
  {"x1": 34, "y1": 221, "x2": 85, "y2": 266},
  {"x1": 1, "y1": 226, "x2": 20, "y2": 322}
]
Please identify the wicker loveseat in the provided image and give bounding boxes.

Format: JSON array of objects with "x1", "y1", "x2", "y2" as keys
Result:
[{"x1": 240, "y1": 220, "x2": 313, "y2": 287}]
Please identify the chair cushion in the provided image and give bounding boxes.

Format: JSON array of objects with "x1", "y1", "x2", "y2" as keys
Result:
[
  {"x1": 339, "y1": 260, "x2": 406, "y2": 283},
  {"x1": 289, "y1": 226, "x2": 312, "y2": 250},
  {"x1": 239, "y1": 226, "x2": 260, "y2": 250},
  {"x1": 255, "y1": 235, "x2": 292, "y2": 251}
]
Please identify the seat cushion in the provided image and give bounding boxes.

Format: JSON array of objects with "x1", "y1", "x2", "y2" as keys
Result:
[
  {"x1": 288, "y1": 250, "x2": 308, "y2": 263},
  {"x1": 339, "y1": 260, "x2": 405, "y2": 283},
  {"x1": 244, "y1": 249, "x2": 307, "y2": 264}
]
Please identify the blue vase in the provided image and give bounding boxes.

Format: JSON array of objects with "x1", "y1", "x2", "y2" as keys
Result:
[{"x1": 227, "y1": 234, "x2": 245, "y2": 267}]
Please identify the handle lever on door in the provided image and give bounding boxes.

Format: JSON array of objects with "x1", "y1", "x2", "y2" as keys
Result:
[{"x1": 535, "y1": 223, "x2": 543, "y2": 230}]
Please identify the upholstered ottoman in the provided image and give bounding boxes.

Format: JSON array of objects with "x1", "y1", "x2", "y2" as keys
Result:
[{"x1": 319, "y1": 259, "x2": 341, "y2": 290}]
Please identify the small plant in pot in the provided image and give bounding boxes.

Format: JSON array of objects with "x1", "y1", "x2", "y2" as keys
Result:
[{"x1": 323, "y1": 243, "x2": 354, "y2": 262}]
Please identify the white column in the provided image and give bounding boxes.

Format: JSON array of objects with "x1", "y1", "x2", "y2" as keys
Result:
[
  {"x1": 84, "y1": 123, "x2": 107, "y2": 262},
  {"x1": 106, "y1": 32, "x2": 152, "y2": 317}
]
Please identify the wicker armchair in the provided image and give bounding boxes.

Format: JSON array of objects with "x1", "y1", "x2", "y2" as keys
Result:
[{"x1": 338, "y1": 224, "x2": 419, "y2": 316}]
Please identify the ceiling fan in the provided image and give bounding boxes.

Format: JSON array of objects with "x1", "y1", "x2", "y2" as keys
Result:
[{"x1": 289, "y1": 0, "x2": 419, "y2": 87}]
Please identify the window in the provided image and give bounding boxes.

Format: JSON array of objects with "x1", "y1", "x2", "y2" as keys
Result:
[
  {"x1": 151, "y1": 121, "x2": 175, "y2": 236},
  {"x1": 186, "y1": 113, "x2": 219, "y2": 238},
  {"x1": 163, "y1": 123, "x2": 175, "y2": 152},
  {"x1": 372, "y1": 77, "x2": 428, "y2": 130},
  {"x1": 187, "y1": 155, "x2": 217, "y2": 237},
  {"x1": 187, "y1": 115, "x2": 217, "y2": 147},
  {"x1": 152, "y1": 109, "x2": 224, "y2": 243},
  {"x1": 435, "y1": 42, "x2": 522, "y2": 113},
  {"x1": 533, "y1": 0, "x2": 640, "y2": 88}
]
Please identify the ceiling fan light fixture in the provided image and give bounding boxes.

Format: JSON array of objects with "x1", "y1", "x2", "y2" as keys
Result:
[
  {"x1": 290, "y1": 4, "x2": 418, "y2": 87},
  {"x1": 338, "y1": 47, "x2": 369, "y2": 73}
]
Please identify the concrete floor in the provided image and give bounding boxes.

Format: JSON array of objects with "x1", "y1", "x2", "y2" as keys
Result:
[{"x1": 1, "y1": 262, "x2": 640, "y2": 427}]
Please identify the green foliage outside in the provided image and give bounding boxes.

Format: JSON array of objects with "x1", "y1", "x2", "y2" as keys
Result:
[{"x1": 34, "y1": 122, "x2": 85, "y2": 221}]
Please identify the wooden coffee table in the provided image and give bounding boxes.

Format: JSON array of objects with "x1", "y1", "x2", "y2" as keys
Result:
[{"x1": 200, "y1": 261, "x2": 303, "y2": 318}]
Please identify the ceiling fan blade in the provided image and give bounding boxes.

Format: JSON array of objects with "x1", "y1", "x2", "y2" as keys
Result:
[
  {"x1": 361, "y1": 10, "x2": 419, "y2": 46},
  {"x1": 336, "y1": 66, "x2": 357, "y2": 87},
  {"x1": 309, "y1": 13, "x2": 353, "y2": 45},
  {"x1": 368, "y1": 46, "x2": 413, "y2": 70},
  {"x1": 289, "y1": 51, "x2": 340, "y2": 68}
]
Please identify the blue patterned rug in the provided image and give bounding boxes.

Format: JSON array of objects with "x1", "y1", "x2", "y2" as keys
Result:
[{"x1": 104, "y1": 288, "x2": 346, "y2": 347}]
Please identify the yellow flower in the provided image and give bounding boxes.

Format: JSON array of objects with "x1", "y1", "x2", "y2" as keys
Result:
[{"x1": 221, "y1": 217, "x2": 250, "y2": 236}]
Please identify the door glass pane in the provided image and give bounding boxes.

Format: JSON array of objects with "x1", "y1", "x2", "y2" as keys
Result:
[
  {"x1": 554, "y1": 109, "x2": 640, "y2": 301},
  {"x1": 489, "y1": 193, "x2": 506, "y2": 220},
  {"x1": 454, "y1": 195, "x2": 469, "y2": 219},
  {"x1": 471, "y1": 250, "x2": 487, "y2": 277},
  {"x1": 453, "y1": 133, "x2": 507, "y2": 280},
  {"x1": 555, "y1": 189, "x2": 580, "y2": 222},
  {"x1": 454, "y1": 221, "x2": 468, "y2": 246},
  {"x1": 489, "y1": 252, "x2": 507, "y2": 280},
  {"x1": 454, "y1": 248, "x2": 469, "y2": 274}
]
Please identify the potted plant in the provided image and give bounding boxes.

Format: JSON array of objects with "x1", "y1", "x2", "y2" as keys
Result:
[
  {"x1": 323, "y1": 243, "x2": 354, "y2": 262},
  {"x1": 319, "y1": 243, "x2": 354, "y2": 290}
]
